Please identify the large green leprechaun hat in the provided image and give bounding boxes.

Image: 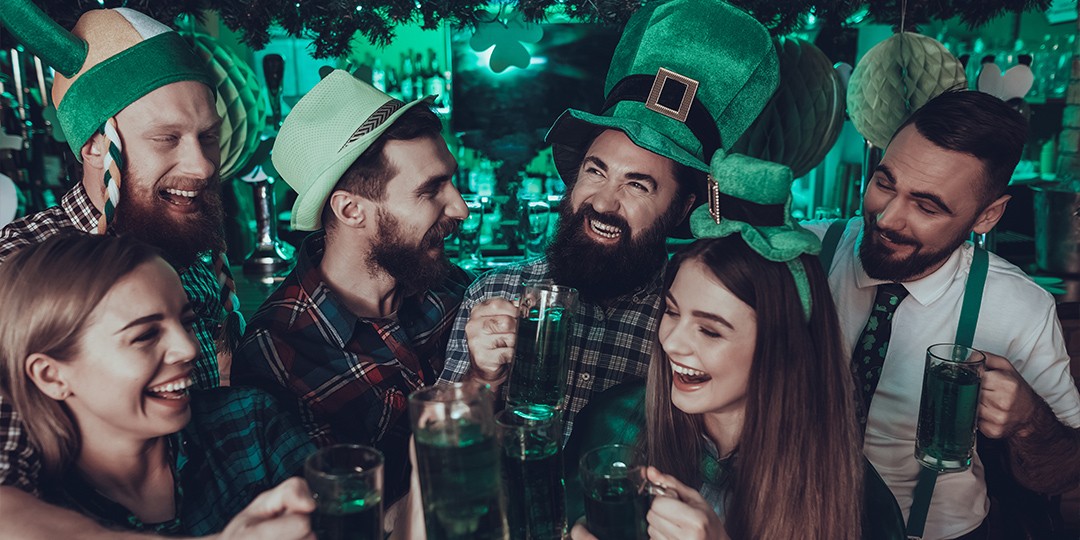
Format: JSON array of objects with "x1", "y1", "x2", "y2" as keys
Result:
[
  {"x1": 546, "y1": 0, "x2": 780, "y2": 236},
  {"x1": 0, "y1": 0, "x2": 212, "y2": 233}
]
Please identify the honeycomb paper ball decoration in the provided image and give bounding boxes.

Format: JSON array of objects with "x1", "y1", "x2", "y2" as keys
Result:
[
  {"x1": 180, "y1": 31, "x2": 267, "y2": 181},
  {"x1": 731, "y1": 37, "x2": 845, "y2": 179},
  {"x1": 847, "y1": 32, "x2": 966, "y2": 149}
]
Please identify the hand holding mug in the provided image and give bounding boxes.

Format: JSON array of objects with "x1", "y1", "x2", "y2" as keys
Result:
[
  {"x1": 978, "y1": 351, "x2": 1039, "y2": 439},
  {"x1": 645, "y1": 467, "x2": 728, "y2": 540},
  {"x1": 464, "y1": 298, "x2": 519, "y2": 384}
]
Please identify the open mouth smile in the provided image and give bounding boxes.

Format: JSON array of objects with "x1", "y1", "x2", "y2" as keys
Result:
[
  {"x1": 159, "y1": 187, "x2": 201, "y2": 207},
  {"x1": 145, "y1": 375, "x2": 194, "y2": 400},
  {"x1": 670, "y1": 360, "x2": 712, "y2": 385},
  {"x1": 589, "y1": 219, "x2": 624, "y2": 240}
]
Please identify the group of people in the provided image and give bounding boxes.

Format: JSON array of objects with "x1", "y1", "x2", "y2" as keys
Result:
[{"x1": 0, "y1": 0, "x2": 1077, "y2": 539}]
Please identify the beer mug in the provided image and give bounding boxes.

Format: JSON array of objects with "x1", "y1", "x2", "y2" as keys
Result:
[
  {"x1": 579, "y1": 444, "x2": 657, "y2": 540},
  {"x1": 305, "y1": 444, "x2": 384, "y2": 540},
  {"x1": 409, "y1": 382, "x2": 509, "y2": 539},
  {"x1": 496, "y1": 405, "x2": 566, "y2": 539},
  {"x1": 915, "y1": 343, "x2": 986, "y2": 472},
  {"x1": 506, "y1": 282, "x2": 578, "y2": 413}
]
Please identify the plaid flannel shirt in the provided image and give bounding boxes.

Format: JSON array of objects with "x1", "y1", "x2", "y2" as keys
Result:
[
  {"x1": 45, "y1": 387, "x2": 314, "y2": 535},
  {"x1": 0, "y1": 183, "x2": 229, "y2": 494},
  {"x1": 233, "y1": 232, "x2": 471, "y2": 504},
  {"x1": 439, "y1": 257, "x2": 664, "y2": 440}
]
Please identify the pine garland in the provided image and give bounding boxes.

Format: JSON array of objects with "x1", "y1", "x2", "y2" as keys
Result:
[{"x1": 1, "y1": 0, "x2": 1055, "y2": 59}]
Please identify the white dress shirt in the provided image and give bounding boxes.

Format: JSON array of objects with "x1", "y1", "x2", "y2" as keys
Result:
[{"x1": 805, "y1": 218, "x2": 1080, "y2": 540}]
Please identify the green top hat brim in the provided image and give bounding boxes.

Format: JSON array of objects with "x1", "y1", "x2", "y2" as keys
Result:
[
  {"x1": 285, "y1": 95, "x2": 436, "y2": 232},
  {"x1": 546, "y1": 106, "x2": 709, "y2": 239}
]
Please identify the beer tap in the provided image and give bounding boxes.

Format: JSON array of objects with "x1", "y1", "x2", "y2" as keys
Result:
[{"x1": 242, "y1": 53, "x2": 293, "y2": 277}]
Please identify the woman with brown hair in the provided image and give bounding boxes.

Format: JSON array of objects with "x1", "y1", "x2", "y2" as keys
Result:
[
  {"x1": 0, "y1": 233, "x2": 316, "y2": 538},
  {"x1": 566, "y1": 169, "x2": 904, "y2": 539}
]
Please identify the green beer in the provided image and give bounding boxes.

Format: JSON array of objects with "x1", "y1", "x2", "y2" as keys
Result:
[
  {"x1": 311, "y1": 495, "x2": 383, "y2": 540},
  {"x1": 416, "y1": 425, "x2": 506, "y2": 540},
  {"x1": 583, "y1": 477, "x2": 650, "y2": 540},
  {"x1": 508, "y1": 306, "x2": 570, "y2": 411},
  {"x1": 915, "y1": 344, "x2": 985, "y2": 472},
  {"x1": 501, "y1": 439, "x2": 565, "y2": 539}
]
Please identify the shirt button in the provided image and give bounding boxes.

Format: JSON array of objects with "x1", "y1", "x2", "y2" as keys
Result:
[{"x1": 580, "y1": 373, "x2": 591, "y2": 382}]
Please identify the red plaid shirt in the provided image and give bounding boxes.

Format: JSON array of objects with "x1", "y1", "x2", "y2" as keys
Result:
[{"x1": 232, "y1": 232, "x2": 471, "y2": 504}]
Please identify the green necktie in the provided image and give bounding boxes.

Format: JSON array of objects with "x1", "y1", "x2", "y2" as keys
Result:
[{"x1": 852, "y1": 283, "x2": 909, "y2": 429}]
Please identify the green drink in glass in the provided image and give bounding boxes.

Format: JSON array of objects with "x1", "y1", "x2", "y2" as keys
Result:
[
  {"x1": 305, "y1": 444, "x2": 384, "y2": 540},
  {"x1": 915, "y1": 343, "x2": 986, "y2": 472},
  {"x1": 410, "y1": 383, "x2": 508, "y2": 540},
  {"x1": 497, "y1": 405, "x2": 566, "y2": 540},
  {"x1": 580, "y1": 444, "x2": 651, "y2": 540},
  {"x1": 507, "y1": 283, "x2": 578, "y2": 412}
]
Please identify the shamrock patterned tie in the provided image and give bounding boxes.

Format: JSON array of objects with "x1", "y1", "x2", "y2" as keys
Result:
[{"x1": 852, "y1": 283, "x2": 909, "y2": 429}]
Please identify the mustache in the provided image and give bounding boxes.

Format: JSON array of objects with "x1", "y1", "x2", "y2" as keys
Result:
[
  {"x1": 424, "y1": 217, "x2": 460, "y2": 245},
  {"x1": 867, "y1": 218, "x2": 918, "y2": 246},
  {"x1": 580, "y1": 204, "x2": 630, "y2": 232}
]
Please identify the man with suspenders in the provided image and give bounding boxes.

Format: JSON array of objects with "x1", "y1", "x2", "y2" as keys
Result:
[{"x1": 807, "y1": 90, "x2": 1080, "y2": 539}]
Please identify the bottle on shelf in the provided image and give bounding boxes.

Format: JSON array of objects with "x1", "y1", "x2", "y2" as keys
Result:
[{"x1": 400, "y1": 51, "x2": 415, "y2": 102}]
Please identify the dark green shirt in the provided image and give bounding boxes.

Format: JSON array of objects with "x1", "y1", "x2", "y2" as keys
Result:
[{"x1": 46, "y1": 387, "x2": 315, "y2": 536}]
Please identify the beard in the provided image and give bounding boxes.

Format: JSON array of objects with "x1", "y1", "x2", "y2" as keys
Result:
[
  {"x1": 858, "y1": 214, "x2": 972, "y2": 282},
  {"x1": 368, "y1": 209, "x2": 458, "y2": 296},
  {"x1": 546, "y1": 199, "x2": 679, "y2": 302},
  {"x1": 110, "y1": 168, "x2": 225, "y2": 269}
]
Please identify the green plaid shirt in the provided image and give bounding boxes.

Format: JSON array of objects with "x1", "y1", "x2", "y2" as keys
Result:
[
  {"x1": 0, "y1": 183, "x2": 231, "y2": 495},
  {"x1": 45, "y1": 387, "x2": 314, "y2": 536}
]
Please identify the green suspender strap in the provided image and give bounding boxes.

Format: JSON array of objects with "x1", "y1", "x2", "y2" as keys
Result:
[
  {"x1": 906, "y1": 247, "x2": 989, "y2": 540},
  {"x1": 818, "y1": 219, "x2": 848, "y2": 273}
]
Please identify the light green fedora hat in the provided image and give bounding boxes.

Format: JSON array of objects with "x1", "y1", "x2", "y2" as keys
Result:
[
  {"x1": 546, "y1": 0, "x2": 780, "y2": 208},
  {"x1": 273, "y1": 70, "x2": 434, "y2": 231}
]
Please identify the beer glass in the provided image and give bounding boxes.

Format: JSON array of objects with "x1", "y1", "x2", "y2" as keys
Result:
[
  {"x1": 409, "y1": 382, "x2": 508, "y2": 540},
  {"x1": 496, "y1": 405, "x2": 566, "y2": 539},
  {"x1": 915, "y1": 343, "x2": 987, "y2": 472},
  {"x1": 305, "y1": 444, "x2": 384, "y2": 540},
  {"x1": 580, "y1": 444, "x2": 652, "y2": 540},
  {"x1": 457, "y1": 195, "x2": 485, "y2": 269},
  {"x1": 519, "y1": 197, "x2": 551, "y2": 259},
  {"x1": 506, "y1": 282, "x2": 578, "y2": 412}
]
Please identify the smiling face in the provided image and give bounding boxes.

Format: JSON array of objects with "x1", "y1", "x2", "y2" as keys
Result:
[
  {"x1": 547, "y1": 129, "x2": 689, "y2": 299},
  {"x1": 659, "y1": 258, "x2": 757, "y2": 425},
  {"x1": 367, "y1": 134, "x2": 467, "y2": 293},
  {"x1": 57, "y1": 258, "x2": 198, "y2": 443},
  {"x1": 109, "y1": 81, "x2": 224, "y2": 266},
  {"x1": 860, "y1": 124, "x2": 1008, "y2": 282}
]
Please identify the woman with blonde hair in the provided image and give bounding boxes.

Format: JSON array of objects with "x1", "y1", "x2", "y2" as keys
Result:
[{"x1": 0, "y1": 233, "x2": 315, "y2": 537}]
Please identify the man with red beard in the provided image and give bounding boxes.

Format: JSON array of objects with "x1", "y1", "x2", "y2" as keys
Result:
[
  {"x1": 0, "y1": 3, "x2": 311, "y2": 539},
  {"x1": 807, "y1": 90, "x2": 1080, "y2": 540},
  {"x1": 232, "y1": 71, "x2": 471, "y2": 508},
  {"x1": 439, "y1": 0, "x2": 782, "y2": 441}
]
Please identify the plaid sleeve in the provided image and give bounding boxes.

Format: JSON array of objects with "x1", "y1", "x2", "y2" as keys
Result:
[
  {"x1": 233, "y1": 329, "x2": 335, "y2": 447},
  {"x1": 439, "y1": 279, "x2": 485, "y2": 383},
  {"x1": 0, "y1": 397, "x2": 40, "y2": 496},
  {"x1": 179, "y1": 260, "x2": 226, "y2": 390}
]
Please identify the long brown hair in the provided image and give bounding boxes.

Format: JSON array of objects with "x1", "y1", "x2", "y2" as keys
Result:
[
  {"x1": 0, "y1": 233, "x2": 161, "y2": 482},
  {"x1": 645, "y1": 236, "x2": 862, "y2": 539}
]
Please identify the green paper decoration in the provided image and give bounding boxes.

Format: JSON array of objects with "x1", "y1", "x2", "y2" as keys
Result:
[
  {"x1": 470, "y1": 9, "x2": 543, "y2": 73},
  {"x1": 846, "y1": 32, "x2": 967, "y2": 149},
  {"x1": 731, "y1": 37, "x2": 845, "y2": 179},
  {"x1": 180, "y1": 31, "x2": 267, "y2": 181}
]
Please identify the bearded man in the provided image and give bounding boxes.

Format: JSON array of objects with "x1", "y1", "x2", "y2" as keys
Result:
[
  {"x1": 438, "y1": 0, "x2": 783, "y2": 443},
  {"x1": 0, "y1": 3, "x2": 314, "y2": 539},
  {"x1": 807, "y1": 90, "x2": 1080, "y2": 540},
  {"x1": 232, "y1": 71, "x2": 472, "y2": 507}
]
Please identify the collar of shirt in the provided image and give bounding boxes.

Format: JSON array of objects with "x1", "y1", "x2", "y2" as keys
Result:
[
  {"x1": 852, "y1": 222, "x2": 967, "y2": 308},
  {"x1": 61, "y1": 181, "x2": 103, "y2": 234},
  {"x1": 290, "y1": 232, "x2": 436, "y2": 346}
]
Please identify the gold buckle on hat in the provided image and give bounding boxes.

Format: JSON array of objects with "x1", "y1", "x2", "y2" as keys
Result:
[
  {"x1": 707, "y1": 174, "x2": 721, "y2": 224},
  {"x1": 645, "y1": 67, "x2": 699, "y2": 123}
]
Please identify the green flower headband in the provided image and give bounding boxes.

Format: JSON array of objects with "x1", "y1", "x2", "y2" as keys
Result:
[{"x1": 690, "y1": 151, "x2": 821, "y2": 320}]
